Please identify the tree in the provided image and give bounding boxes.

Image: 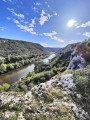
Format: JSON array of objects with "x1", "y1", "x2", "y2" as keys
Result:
[
  {"x1": 0, "y1": 64, "x2": 7, "y2": 73},
  {"x1": 34, "y1": 61, "x2": 45, "y2": 73},
  {"x1": 7, "y1": 64, "x2": 14, "y2": 70}
]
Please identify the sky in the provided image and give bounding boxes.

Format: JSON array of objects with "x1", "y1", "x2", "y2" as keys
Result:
[{"x1": 0, "y1": 0, "x2": 90, "y2": 47}]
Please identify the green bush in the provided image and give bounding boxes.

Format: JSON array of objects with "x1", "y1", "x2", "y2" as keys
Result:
[
  {"x1": 0, "y1": 64, "x2": 7, "y2": 73},
  {"x1": 61, "y1": 70, "x2": 74, "y2": 75},
  {"x1": 3, "y1": 83, "x2": 10, "y2": 91},
  {"x1": 7, "y1": 64, "x2": 14, "y2": 70},
  {"x1": 73, "y1": 66, "x2": 90, "y2": 95},
  {"x1": 34, "y1": 61, "x2": 45, "y2": 73},
  {"x1": 0, "y1": 83, "x2": 10, "y2": 92}
]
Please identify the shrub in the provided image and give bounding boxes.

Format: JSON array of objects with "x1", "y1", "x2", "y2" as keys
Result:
[
  {"x1": 51, "y1": 88, "x2": 64, "y2": 99},
  {"x1": 61, "y1": 70, "x2": 74, "y2": 75},
  {"x1": 73, "y1": 66, "x2": 90, "y2": 95},
  {"x1": 14, "y1": 62, "x2": 20, "y2": 69},
  {"x1": 0, "y1": 64, "x2": 7, "y2": 73},
  {"x1": 7, "y1": 64, "x2": 14, "y2": 70},
  {"x1": 0, "y1": 103, "x2": 10, "y2": 112},
  {"x1": 2, "y1": 83, "x2": 10, "y2": 91},
  {"x1": 42, "y1": 93, "x2": 53, "y2": 103},
  {"x1": 40, "y1": 77, "x2": 45, "y2": 82}
]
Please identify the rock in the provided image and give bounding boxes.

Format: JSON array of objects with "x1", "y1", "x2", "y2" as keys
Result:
[
  {"x1": 0, "y1": 91, "x2": 32, "y2": 107},
  {"x1": 76, "y1": 94, "x2": 82, "y2": 99},
  {"x1": 58, "y1": 74, "x2": 76, "y2": 89},
  {"x1": 17, "y1": 112, "x2": 25, "y2": 120},
  {"x1": 24, "y1": 106, "x2": 31, "y2": 113},
  {"x1": 31, "y1": 79, "x2": 58, "y2": 97},
  {"x1": 67, "y1": 55, "x2": 86, "y2": 70},
  {"x1": 4, "y1": 111, "x2": 15, "y2": 118},
  {"x1": 0, "y1": 92, "x2": 23, "y2": 106},
  {"x1": 24, "y1": 91, "x2": 32, "y2": 103}
]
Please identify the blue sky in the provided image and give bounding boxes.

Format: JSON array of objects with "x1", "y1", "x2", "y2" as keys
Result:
[{"x1": 0, "y1": 0, "x2": 90, "y2": 47}]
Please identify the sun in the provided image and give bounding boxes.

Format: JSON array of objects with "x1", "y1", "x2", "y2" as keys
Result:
[{"x1": 67, "y1": 19, "x2": 77, "y2": 27}]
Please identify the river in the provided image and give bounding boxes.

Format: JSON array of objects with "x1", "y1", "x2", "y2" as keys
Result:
[{"x1": 0, "y1": 54, "x2": 55, "y2": 84}]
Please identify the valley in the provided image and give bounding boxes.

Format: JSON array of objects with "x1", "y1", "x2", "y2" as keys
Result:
[{"x1": 0, "y1": 38, "x2": 90, "y2": 120}]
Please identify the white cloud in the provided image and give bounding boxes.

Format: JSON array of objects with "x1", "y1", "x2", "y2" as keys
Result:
[
  {"x1": 43, "y1": 31, "x2": 64, "y2": 42},
  {"x1": 83, "y1": 32, "x2": 90, "y2": 37},
  {"x1": 6, "y1": 17, "x2": 11, "y2": 20},
  {"x1": 7, "y1": 8, "x2": 24, "y2": 19},
  {"x1": 0, "y1": 26, "x2": 7, "y2": 31},
  {"x1": 76, "y1": 21, "x2": 90, "y2": 28},
  {"x1": 39, "y1": 10, "x2": 52, "y2": 26},
  {"x1": 51, "y1": 36, "x2": 64, "y2": 42},
  {"x1": 2, "y1": 0, "x2": 12, "y2": 2},
  {"x1": 35, "y1": 2, "x2": 41, "y2": 6},
  {"x1": 29, "y1": 18, "x2": 36, "y2": 27},
  {"x1": 13, "y1": 19, "x2": 20, "y2": 24},
  {"x1": 43, "y1": 31, "x2": 57, "y2": 37},
  {"x1": 13, "y1": 18, "x2": 37, "y2": 35},
  {"x1": 2, "y1": 0, "x2": 6, "y2": 2},
  {"x1": 17, "y1": 24, "x2": 37, "y2": 35},
  {"x1": 41, "y1": 43, "x2": 48, "y2": 47},
  {"x1": 48, "y1": 5, "x2": 50, "y2": 8},
  {"x1": 69, "y1": 40, "x2": 74, "y2": 43},
  {"x1": 32, "y1": 7, "x2": 38, "y2": 12},
  {"x1": 54, "y1": 12, "x2": 59, "y2": 16}
]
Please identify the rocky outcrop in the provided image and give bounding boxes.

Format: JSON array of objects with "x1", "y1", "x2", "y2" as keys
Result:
[
  {"x1": 67, "y1": 55, "x2": 86, "y2": 70},
  {"x1": 0, "y1": 91, "x2": 32, "y2": 106},
  {"x1": 57, "y1": 74, "x2": 89, "y2": 120},
  {"x1": 31, "y1": 79, "x2": 58, "y2": 97},
  {"x1": 0, "y1": 74, "x2": 89, "y2": 120}
]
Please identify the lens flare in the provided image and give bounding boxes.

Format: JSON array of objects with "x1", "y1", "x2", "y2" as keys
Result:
[{"x1": 67, "y1": 19, "x2": 77, "y2": 27}]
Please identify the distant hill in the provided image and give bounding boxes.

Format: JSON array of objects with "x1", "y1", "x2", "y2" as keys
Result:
[
  {"x1": 45, "y1": 47, "x2": 61, "y2": 52},
  {"x1": 56, "y1": 43, "x2": 77, "y2": 55},
  {"x1": 0, "y1": 38, "x2": 49, "y2": 57}
]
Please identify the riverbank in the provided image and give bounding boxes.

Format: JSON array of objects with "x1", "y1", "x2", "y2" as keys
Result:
[{"x1": 0, "y1": 54, "x2": 56, "y2": 85}]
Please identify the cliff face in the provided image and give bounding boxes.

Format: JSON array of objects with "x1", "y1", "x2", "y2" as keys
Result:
[
  {"x1": 75, "y1": 39, "x2": 90, "y2": 62},
  {"x1": 66, "y1": 39, "x2": 90, "y2": 70},
  {"x1": 67, "y1": 55, "x2": 86, "y2": 70}
]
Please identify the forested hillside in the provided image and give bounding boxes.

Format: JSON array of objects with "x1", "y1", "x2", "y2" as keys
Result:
[{"x1": 0, "y1": 38, "x2": 49, "y2": 57}]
